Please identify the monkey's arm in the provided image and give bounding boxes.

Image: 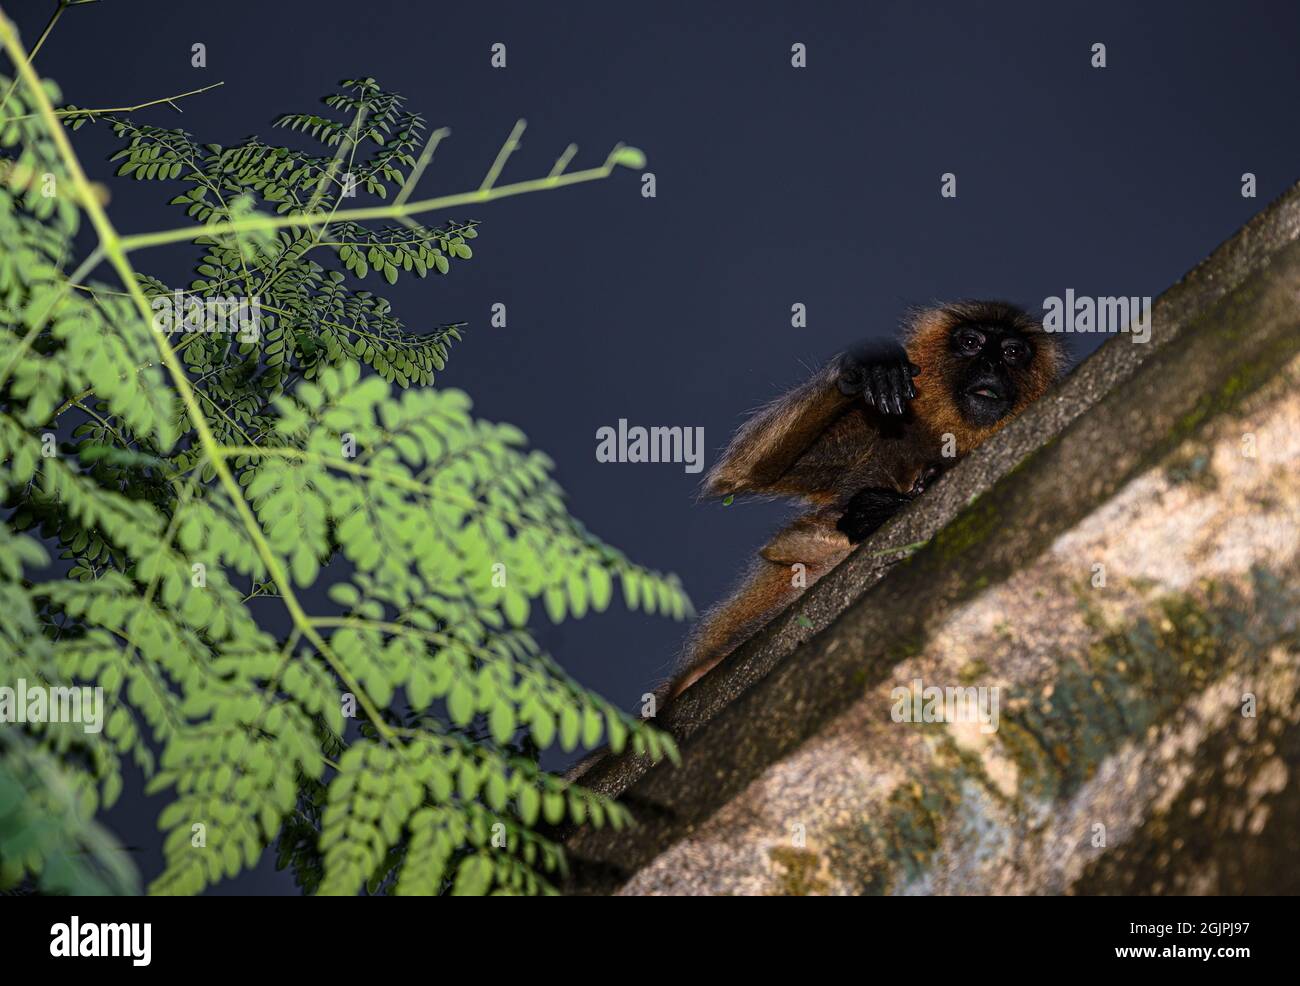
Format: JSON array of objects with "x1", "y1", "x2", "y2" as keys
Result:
[{"x1": 704, "y1": 343, "x2": 919, "y2": 499}]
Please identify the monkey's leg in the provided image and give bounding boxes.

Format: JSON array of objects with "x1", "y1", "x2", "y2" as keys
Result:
[{"x1": 667, "y1": 514, "x2": 850, "y2": 700}]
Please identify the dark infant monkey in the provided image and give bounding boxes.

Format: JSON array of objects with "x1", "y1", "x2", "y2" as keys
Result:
[{"x1": 666, "y1": 300, "x2": 1064, "y2": 700}]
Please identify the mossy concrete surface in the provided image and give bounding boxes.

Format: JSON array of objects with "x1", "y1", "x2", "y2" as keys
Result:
[{"x1": 564, "y1": 183, "x2": 1300, "y2": 895}]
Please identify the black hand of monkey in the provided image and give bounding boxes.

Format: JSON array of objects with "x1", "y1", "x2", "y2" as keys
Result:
[
  {"x1": 836, "y1": 486, "x2": 913, "y2": 543},
  {"x1": 836, "y1": 341, "x2": 920, "y2": 416}
]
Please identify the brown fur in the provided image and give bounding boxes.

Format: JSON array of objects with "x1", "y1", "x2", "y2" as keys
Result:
[
  {"x1": 664, "y1": 301, "x2": 1063, "y2": 702},
  {"x1": 905, "y1": 301, "x2": 1062, "y2": 453}
]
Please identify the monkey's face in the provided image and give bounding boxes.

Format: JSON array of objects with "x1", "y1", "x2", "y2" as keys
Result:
[{"x1": 948, "y1": 322, "x2": 1034, "y2": 427}]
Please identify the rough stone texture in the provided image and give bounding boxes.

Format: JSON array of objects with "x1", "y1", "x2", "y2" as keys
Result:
[{"x1": 564, "y1": 181, "x2": 1300, "y2": 895}]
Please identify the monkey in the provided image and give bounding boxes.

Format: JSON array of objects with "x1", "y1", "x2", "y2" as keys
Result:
[{"x1": 665, "y1": 300, "x2": 1064, "y2": 701}]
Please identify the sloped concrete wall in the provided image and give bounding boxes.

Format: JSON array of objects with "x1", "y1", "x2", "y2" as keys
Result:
[
  {"x1": 623, "y1": 348, "x2": 1300, "y2": 895},
  {"x1": 565, "y1": 184, "x2": 1300, "y2": 895}
]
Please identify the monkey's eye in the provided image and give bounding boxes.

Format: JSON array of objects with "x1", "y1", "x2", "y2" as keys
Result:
[
  {"x1": 1002, "y1": 340, "x2": 1029, "y2": 364},
  {"x1": 954, "y1": 329, "x2": 984, "y2": 355}
]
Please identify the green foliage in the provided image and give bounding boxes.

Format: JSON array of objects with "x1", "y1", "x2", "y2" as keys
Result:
[
  {"x1": 93, "y1": 79, "x2": 480, "y2": 410},
  {"x1": 0, "y1": 26, "x2": 678, "y2": 898},
  {"x1": 0, "y1": 733, "x2": 140, "y2": 896}
]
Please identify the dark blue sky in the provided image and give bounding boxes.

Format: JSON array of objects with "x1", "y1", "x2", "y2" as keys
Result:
[{"x1": 12, "y1": 0, "x2": 1299, "y2": 893}]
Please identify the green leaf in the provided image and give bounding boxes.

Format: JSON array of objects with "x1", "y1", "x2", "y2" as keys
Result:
[{"x1": 610, "y1": 146, "x2": 647, "y2": 169}]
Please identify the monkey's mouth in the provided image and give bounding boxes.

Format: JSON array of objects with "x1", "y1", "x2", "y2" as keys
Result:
[
  {"x1": 964, "y1": 383, "x2": 1006, "y2": 402},
  {"x1": 960, "y1": 378, "x2": 1012, "y2": 425}
]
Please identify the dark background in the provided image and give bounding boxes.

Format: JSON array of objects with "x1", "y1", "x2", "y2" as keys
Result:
[{"x1": 10, "y1": 0, "x2": 1299, "y2": 893}]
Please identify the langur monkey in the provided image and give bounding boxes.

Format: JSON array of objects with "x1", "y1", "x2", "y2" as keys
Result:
[{"x1": 667, "y1": 301, "x2": 1064, "y2": 700}]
